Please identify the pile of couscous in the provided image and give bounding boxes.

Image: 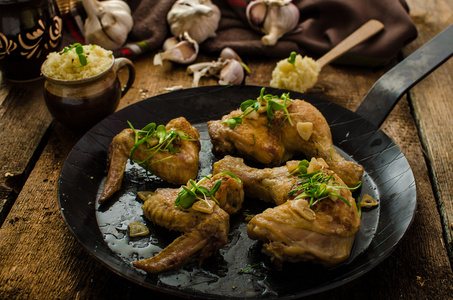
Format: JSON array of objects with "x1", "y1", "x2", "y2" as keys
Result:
[
  {"x1": 270, "y1": 54, "x2": 321, "y2": 93},
  {"x1": 42, "y1": 44, "x2": 113, "y2": 80}
]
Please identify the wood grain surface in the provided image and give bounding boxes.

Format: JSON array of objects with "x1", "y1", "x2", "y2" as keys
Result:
[
  {"x1": 0, "y1": 79, "x2": 52, "y2": 224},
  {"x1": 406, "y1": 0, "x2": 453, "y2": 267},
  {"x1": 0, "y1": 0, "x2": 452, "y2": 298}
]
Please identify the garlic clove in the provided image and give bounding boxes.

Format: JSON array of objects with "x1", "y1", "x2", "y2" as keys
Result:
[
  {"x1": 191, "y1": 200, "x2": 215, "y2": 214},
  {"x1": 296, "y1": 122, "x2": 313, "y2": 141},
  {"x1": 187, "y1": 47, "x2": 247, "y2": 87},
  {"x1": 162, "y1": 36, "x2": 180, "y2": 51},
  {"x1": 246, "y1": 1, "x2": 267, "y2": 31},
  {"x1": 154, "y1": 33, "x2": 199, "y2": 65},
  {"x1": 220, "y1": 47, "x2": 251, "y2": 74},
  {"x1": 220, "y1": 47, "x2": 243, "y2": 62},
  {"x1": 218, "y1": 59, "x2": 244, "y2": 85},
  {"x1": 307, "y1": 157, "x2": 324, "y2": 174},
  {"x1": 262, "y1": 3, "x2": 299, "y2": 46}
]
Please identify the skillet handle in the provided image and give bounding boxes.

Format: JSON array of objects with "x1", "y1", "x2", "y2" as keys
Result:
[{"x1": 355, "y1": 24, "x2": 453, "y2": 127}]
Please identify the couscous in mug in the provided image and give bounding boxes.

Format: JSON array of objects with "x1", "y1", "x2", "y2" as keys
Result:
[{"x1": 41, "y1": 44, "x2": 135, "y2": 130}]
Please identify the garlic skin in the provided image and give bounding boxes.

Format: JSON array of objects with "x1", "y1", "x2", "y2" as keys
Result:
[
  {"x1": 82, "y1": 0, "x2": 133, "y2": 50},
  {"x1": 154, "y1": 33, "x2": 199, "y2": 65},
  {"x1": 167, "y1": 0, "x2": 221, "y2": 43},
  {"x1": 187, "y1": 47, "x2": 247, "y2": 87},
  {"x1": 187, "y1": 61, "x2": 224, "y2": 87},
  {"x1": 246, "y1": 0, "x2": 300, "y2": 46}
]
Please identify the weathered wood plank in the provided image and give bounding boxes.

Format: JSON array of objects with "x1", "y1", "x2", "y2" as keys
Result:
[
  {"x1": 1, "y1": 0, "x2": 453, "y2": 297},
  {"x1": 0, "y1": 78, "x2": 52, "y2": 225},
  {"x1": 1, "y1": 50, "x2": 452, "y2": 299},
  {"x1": 406, "y1": 0, "x2": 453, "y2": 264}
]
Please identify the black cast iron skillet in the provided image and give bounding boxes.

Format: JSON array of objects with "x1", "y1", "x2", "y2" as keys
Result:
[{"x1": 58, "y1": 25, "x2": 453, "y2": 299}]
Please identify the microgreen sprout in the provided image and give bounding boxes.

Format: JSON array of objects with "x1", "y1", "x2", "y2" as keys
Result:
[
  {"x1": 127, "y1": 121, "x2": 194, "y2": 173},
  {"x1": 174, "y1": 172, "x2": 242, "y2": 209},
  {"x1": 239, "y1": 262, "x2": 264, "y2": 274},
  {"x1": 61, "y1": 43, "x2": 90, "y2": 67},
  {"x1": 357, "y1": 196, "x2": 362, "y2": 217},
  {"x1": 222, "y1": 87, "x2": 294, "y2": 129},
  {"x1": 223, "y1": 98, "x2": 261, "y2": 129},
  {"x1": 288, "y1": 159, "x2": 310, "y2": 177},
  {"x1": 287, "y1": 51, "x2": 297, "y2": 67},
  {"x1": 287, "y1": 164, "x2": 361, "y2": 208}
]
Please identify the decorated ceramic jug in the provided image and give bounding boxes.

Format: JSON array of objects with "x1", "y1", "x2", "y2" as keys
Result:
[{"x1": 0, "y1": 0, "x2": 63, "y2": 82}]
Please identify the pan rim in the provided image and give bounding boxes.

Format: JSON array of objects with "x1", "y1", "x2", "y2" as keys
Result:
[{"x1": 58, "y1": 85, "x2": 417, "y2": 299}]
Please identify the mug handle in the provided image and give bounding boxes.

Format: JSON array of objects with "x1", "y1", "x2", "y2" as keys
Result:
[{"x1": 113, "y1": 57, "x2": 136, "y2": 98}]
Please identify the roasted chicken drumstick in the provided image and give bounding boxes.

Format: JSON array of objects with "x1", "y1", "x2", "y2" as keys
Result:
[
  {"x1": 133, "y1": 173, "x2": 244, "y2": 274},
  {"x1": 213, "y1": 155, "x2": 361, "y2": 267},
  {"x1": 99, "y1": 117, "x2": 201, "y2": 203},
  {"x1": 207, "y1": 92, "x2": 363, "y2": 187}
]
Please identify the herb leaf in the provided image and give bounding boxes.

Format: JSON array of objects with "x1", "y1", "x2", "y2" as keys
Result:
[
  {"x1": 287, "y1": 164, "x2": 361, "y2": 208},
  {"x1": 287, "y1": 51, "x2": 297, "y2": 67},
  {"x1": 222, "y1": 87, "x2": 294, "y2": 129},
  {"x1": 128, "y1": 121, "x2": 194, "y2": 174},
  {"x1": 174, "y1": 172, "x2": 242, "y2": 209},
  {"x1": 61, "y1": 43, "x2": 90, "y2": 67}
]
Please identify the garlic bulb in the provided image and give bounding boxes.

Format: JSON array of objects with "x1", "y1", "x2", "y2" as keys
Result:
[
  {"x1": 167, "y1": 0, "x2": 221, "y2": 43},
  {"x1": 246, "y1": 0, "x2": 299, "y2": 46},
  {"x1": 187, "y1": 47, "x2": 247, "y2": 87},
  {"x1": 82, "y1": 0, "x2": 133, "y2": 50},
  {"x1": 154, "y1": 32, "x2": 199, "y2": 66}
]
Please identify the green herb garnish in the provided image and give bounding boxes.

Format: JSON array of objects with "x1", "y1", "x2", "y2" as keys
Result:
[
  {"x1": 357, "y1": 196, "x2": 362, "y2": 217},
  {"x1": 61, "y1": 43, "x2": 90, "y2": 67},
  {"x1": 239, "y1": 262, "x2": 264, "y2": 274},
  {"x1": 222, "y1": 87, "x2": 294, "y2": 129},
  {"x1": 288, "y1": 159, "x2": 310, "y2": 176},
  {"x1": 287, "y1": 163, "x2": 361, "y2": 208},
  {"x1": 128, "y1": 121, "x2": 194, "y2": 173},
  {"x1": 174, "y1": 172, "x2": 242, "y2": 209},
  {"x1": 287, "y1": 51, "x2": 297, "y2": 67}
]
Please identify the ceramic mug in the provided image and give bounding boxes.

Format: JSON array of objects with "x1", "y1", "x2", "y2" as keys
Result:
[
  {"x1": 41, "y1": 57, "x2": 136, "y2": 130},
  {"x1": 0, "y1": 0, "x2": 63, "y2": 82}
]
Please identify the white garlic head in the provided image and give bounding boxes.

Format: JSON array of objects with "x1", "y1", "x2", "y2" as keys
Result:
[
  {"x1": 246, "y1": 0, "x2": 300, "y2": 46},
  {"x1": 82, "y1": 0, "x2": 133, "y2": 50},
  {"x1": 167, "y1": 0, "x2": 221, "y2": 43}
]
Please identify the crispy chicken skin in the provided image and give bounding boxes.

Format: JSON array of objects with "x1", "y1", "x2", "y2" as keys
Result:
[
  {"x1": 133, "y1": 173, "x2": 244, "y2": 274},
  {"x1": 99, "y1": 117, "x2": 201, "y2": 203},
  {"x1": 213, "y1": 155, "x2": 360, "y2": 267},
  {"x1": 247, "y1": 196, "x2": 360, "y2": 267},
  {"x1": 213, "y1": 155, "x2": 298, "y2": 205},
  {"x1": 207, "y1": 99, "x2": 363, "y2": 187}
]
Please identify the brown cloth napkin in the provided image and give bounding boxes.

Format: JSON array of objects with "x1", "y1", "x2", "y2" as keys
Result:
[{"x1": 117, "y1": 0, "x2": 417, "y2": 66}]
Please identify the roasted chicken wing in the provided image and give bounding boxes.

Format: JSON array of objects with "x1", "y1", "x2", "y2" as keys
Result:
[
  {"x1": 213, "y1": 155, "x2": 360, "y2": 267},
  {"x1": 99, "y1": 117, "x2": 201, "y2": 203},
  {"x1": 133, "y1": 173, "x2": 244, "y2": 273},
  {"x1": 208, "y1": 97, "x2": 363, "y2": 187},
  {"x1": 213, "y1": 155, "x2": 298, "y2": 205}
]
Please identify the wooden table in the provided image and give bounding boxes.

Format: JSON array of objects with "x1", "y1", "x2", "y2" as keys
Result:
[{"x1": 1, "y1": 0, "x2": 452, "y2": 298}]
